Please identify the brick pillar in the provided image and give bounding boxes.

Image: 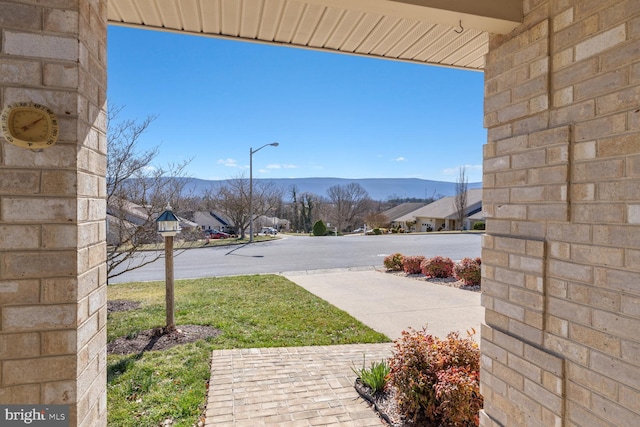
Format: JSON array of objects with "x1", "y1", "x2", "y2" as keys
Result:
[
  {"x1": 0, "y1": 1, "x2": 107, "y2": 426},
  {"x1": 481, "y1": 1, "x2": 640, "y2": 426}
]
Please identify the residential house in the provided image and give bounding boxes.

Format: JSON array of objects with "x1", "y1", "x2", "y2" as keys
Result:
[
  {"x1": 106, "y1": 198, "x2": 156, "y2": 246},
  {"x1": 465, "y1": 210, "x2": 485, "y2": 230},
  {"x1": 255, "y1": 215, "x2": 290, "y2": 232},
  {"x1": 108, "y1": 199, "x2": 199, "y2": 245},
  {"x1": 377, "y1": 202, "x2": 428, "y2": 228},
  {"x1": 393, "y1": 189, "x2": 483, "y2": 231},
  {"x1": 193, "y1": 211, "x2": 235, "y2": 234}
]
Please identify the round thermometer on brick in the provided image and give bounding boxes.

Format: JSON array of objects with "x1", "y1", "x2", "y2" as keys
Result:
[{"x1": 1, "y1": 102, "x2": 59, "y2": 149}]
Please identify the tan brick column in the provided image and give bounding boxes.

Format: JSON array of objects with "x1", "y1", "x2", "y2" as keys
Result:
[
  {"x1": 0, "y1": 1, "x2": 107, "y2": 426},
  {"x1": 481, "y1": 1, "x2": 640, "y2": 426}
]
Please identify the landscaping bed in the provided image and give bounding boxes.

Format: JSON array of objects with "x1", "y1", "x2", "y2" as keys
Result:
[
  {"x1": 107, "y1": 324, "x2": 221, "y2": 355},
  {"x1": 352, "y1": 305, "x2": 482, "y2": 427},
  {"x1": 385, "y1": 271, "x2": 481, "y2": 292},
  {"x1": 355, "y1": 379, "x2": 420, "y2": 427},
  {"x1": 382, "y1": 253, "x2": 482, "y2": 292}
]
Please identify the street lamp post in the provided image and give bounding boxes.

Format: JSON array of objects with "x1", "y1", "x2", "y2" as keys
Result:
[
  {"x1": 156, "y1": 205, "x2": 180, "y2": 332},
  {"x1": 249, "y1": 142, "x2": 279, "y2": 242}
]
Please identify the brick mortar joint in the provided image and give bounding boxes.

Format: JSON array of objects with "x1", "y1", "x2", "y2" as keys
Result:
[
  {"x1": 483, "y1": 324, "x2": 566, "y2": 377},
  {"x1": 487, "y1": 125, "x2": 571, "y2": 145},
  {"x1": 484, "y1": 232, "x2": 547, "y2": 244}
]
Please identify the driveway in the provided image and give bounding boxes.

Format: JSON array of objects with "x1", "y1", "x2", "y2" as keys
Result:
[{"x1": 283, "y1": 269, "x2": 483, "y2": 341}]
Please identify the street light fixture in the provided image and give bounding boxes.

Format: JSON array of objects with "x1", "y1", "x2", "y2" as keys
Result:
[
  {"x1": 249, "y1": 142, "x2": 279, "y2": 242},
  {"x1": 156, "y1": 205, "x2": 180, "y2": 332}
]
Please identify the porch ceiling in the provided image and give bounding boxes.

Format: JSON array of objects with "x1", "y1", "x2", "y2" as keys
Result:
[{"x1": 107, "y1": 0, "x2": 521, "y2": 71}]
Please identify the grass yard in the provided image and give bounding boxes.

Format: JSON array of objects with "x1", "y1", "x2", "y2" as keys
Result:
[{"x1": 107, "y1": 274, "x2": 389, "y2": 426}]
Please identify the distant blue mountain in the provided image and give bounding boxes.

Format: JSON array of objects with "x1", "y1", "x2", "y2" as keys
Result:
[{"x1": 182, "y1": 177, "x2": 482, "y2": 201}]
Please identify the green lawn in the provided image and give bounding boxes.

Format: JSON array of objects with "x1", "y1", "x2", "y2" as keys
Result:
[{"x1": 107, "y1": 275, "x2": 389, "y2": 426}]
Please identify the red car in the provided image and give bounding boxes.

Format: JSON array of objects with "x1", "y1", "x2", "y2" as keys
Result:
[{"x1": 205, "y1": 230, "x2": 230, "y2": 239}]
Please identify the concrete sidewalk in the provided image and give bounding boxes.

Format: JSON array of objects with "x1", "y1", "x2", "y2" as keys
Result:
[{"x1": 283, "y1": 268, "x2": 483, "y2": 341}]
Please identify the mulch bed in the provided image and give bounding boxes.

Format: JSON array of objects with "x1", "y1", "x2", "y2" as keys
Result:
[
  {"x1": 354, "y1": 380, "x2": 432, "y2": 427},
  {"x1": 106, "y1": 299, "x2": 221, "y2": 355},
  {"x1": 107, "y1": 299, "x2": 141, "y2": 313},
  {"x1": 382, "y1": 271, "x2": 481, "y2": 292},
  {"x1": 107, "y1": 325, "x2": 221, "y2": 355}
]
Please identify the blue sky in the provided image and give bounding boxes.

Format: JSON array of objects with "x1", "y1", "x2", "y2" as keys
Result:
[{"x1": 107, "y1": 25, "x2": 486, "y2": 183}]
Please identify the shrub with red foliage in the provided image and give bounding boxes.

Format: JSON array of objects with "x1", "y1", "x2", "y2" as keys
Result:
[
  {"x1": 420, "y1": 256, "x2": 455, "y2": 278},
  {"x1": 436, "y1": 366, "x2": 483, "y2": 426},
  {"x1": 383, "y1": 253, "x2": 404, "y2": 271},
  {"x1": 388, "y1": 327, "x2": 482, "y2": 426},
  {"x1": 453, "y1": 257, "x2": 482, "y2": 286},
  {"x1": 402, "y1": 255, "x2": 426, "y2": 274}
]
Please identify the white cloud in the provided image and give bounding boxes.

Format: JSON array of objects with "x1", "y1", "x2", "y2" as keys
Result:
[
  {"x1": 442, "y1": 168, "x2": 457, "y2": 175},
  {"x1": 442, "y1": 164, "x2": 482, "y2": 175},
  {"x1": 266, "y1": 163, "x2": 297, "y2": 169},
  {"x1": 393, "y1": 157, "x2": 407, "y2": 162},
  {"x1": 217, "y1": 158, "x2": 238, "y2": 167}
]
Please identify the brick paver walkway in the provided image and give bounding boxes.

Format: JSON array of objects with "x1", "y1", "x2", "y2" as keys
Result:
[{"x1": 205, "y1": 343, "x2": 393, "y2": 426}]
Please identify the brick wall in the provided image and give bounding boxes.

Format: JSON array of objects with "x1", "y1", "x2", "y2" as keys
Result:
[
  {"x1": 482, "y1": 0, "x2": 640, "y2": 426},
  {"x1": 0, "y1": 1, "x2": 107, "y2": 426}
]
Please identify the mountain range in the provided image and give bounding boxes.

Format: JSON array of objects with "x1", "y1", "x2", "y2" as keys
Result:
[{"x1": 182, "y1": 177, "x2": 482, "y2": 201}]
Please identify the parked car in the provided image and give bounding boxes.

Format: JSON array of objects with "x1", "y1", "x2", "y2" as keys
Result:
[
  {"x1": 205, "y1": 230, "x2": 231, "y2": 239},
  {"x1": 260, "y1": 227, "x2": 278, "y2": 235}
]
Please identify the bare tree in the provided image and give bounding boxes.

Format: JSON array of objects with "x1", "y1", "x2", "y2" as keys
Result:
[
  {"x1": 326, "y1": 183, "x2": 372, "y2": 232},
  {"x1": 366, "y1": 212, "x2": 390, "y2": 229},
  {"x1": 106, "y1": 107, "x2": 192, "y2": 282},
  {"x1": 283, "y1": 186, "x2": 322, "y2": 233},
  {"x1": 454, "y1": 166, "x2": 469, "y2": 230},
  {"x1": 289, "y1": 185, "x2": 301, "y2": 232},
  {"x1": 299, "y1": 192, "x2": 317, "y2": 233},
  {"x1": 210, "y1": 175, "x2": 284, "y2": 239}
]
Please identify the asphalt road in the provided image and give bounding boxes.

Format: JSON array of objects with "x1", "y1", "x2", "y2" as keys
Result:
[{"x1": 108, "y1": 233, "x2": 483, "y2": 284}]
